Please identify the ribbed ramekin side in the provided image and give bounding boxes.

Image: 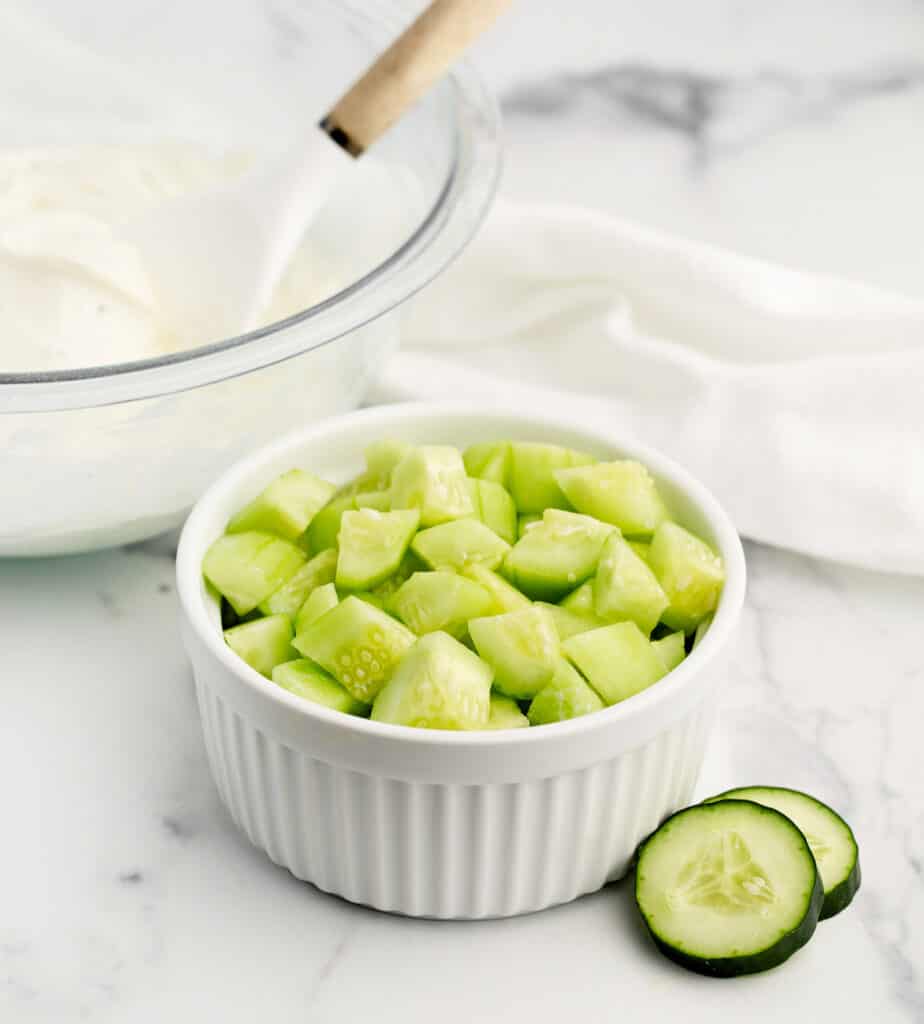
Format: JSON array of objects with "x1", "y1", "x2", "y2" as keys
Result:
[{"x1": 194, "y1": 683, "x2": 717, "y2": 919}]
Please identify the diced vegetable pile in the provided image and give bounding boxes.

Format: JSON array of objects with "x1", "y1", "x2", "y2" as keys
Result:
[{"x1": 202, "y1": 439, "x2": 726, "y2": 730}]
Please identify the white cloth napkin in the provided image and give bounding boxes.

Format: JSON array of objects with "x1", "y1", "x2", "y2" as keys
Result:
[{"x1": 371, "y1": 200, "x2": 924, "y2": 575}]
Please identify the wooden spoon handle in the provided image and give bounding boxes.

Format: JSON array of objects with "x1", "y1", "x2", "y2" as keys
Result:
[{"x1": 321, "y1": 0, "x2": 513, "y2": 157}]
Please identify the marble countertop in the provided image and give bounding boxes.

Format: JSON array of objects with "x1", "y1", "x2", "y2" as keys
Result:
[{"x1": 4, "y1": 1, "x2": 923, "y2": 1020}]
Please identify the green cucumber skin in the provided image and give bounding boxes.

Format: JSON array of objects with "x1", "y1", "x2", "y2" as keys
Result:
[
  {"x1": 705, "y1": 786, "x2": 861, "y2": 920},
  {"x1": 635, "y1": 800, "x2": 824, "y2": 978}
]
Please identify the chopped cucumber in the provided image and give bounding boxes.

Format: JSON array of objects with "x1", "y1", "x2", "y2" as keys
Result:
[
  {"x1": 304, "y1": 492, "x2": 354, "y2": 554},
  {"x1": 371, "y1": 632, "x2": 492, "y2": 730},
  {"x1": 559, "y1": 579, "x2": 595, "y2": 615},
  {"x1": 502, "y1": 509, "x2": 614, "y2": 601},
  {"x1": 648, "y1": 521, "x2": 725, "y2": 632},
  {"x1": 390, "y1": 445, "x2": 473, "y2": 526},
  {"x1": 693, "y1": 613, "x2": 713, "y2": 649},
  {"x1": 411, "y1": 518, "x2": 511, "y2": 572},
  {"x1": 562, "y1": 622, "x2": 665, "y2": 705},
  {"x1": 508, "y1": 442, "x2": 596, "y2": 513},
  {"x1": 224, "y1": 614, "x2": 295, "y2": 677},
  {"x1": 554, "y1": 460, "x2": 667, "y2": 536},
  {"x1": 390, "y1": 572, "x2": 494, "y2": 638},
  {"x1": 528, "y1": 657, "x2": 605, "y2": 725},
  {"x1": 635, "y1": 800, "x2": 823, "y2": 977},
  {"x1": 468, "y1": 478, "x2": 517, "y2": 544},
  {"x1": 293, "y1": 595, "x2": 415, "y2": 702},
  {"x1": 336, "y1": 509, "x2": 419, "y2": 590},
  {"x1": 226, "y1": 469, "x2": 336, "y2": 542},
  {"x1": 482, "y1": 692, "x2": 530, "y2": 730},
  {"x1": 203, "y1": 531, "x2": 306, "y2": 616},
  {"x1": 468, "y1": 605, "x2": 559, "y2": 700},
  {"x1": 593, "y1": 533, "x2": 668, "y2": 634},
  {"x1": 463, "y1": 441, "x2": 511, "y2": 485},
  {"x1": 517, "y1": 513, "x2": 541, "y2": 538},
  {"x1": 259, "y1": 547, "x2": 338, "y2": 620},
  {"x1": 364, "y1": 439, "x2": 412, "y2": 482},
  {"x1": 459, "y1": 563, "x2": 531, "y2": 613},
  {"x1": 354, "y1": 490, "x2": 391, "y2": 511},
  {"x1": 538, "y1": 602, "x2": 607, "y2": 641},
  {"x1": 629, "y1": 540, "x2": 651, "y2": 563},
  {"x1": 652, "y1": 631, "x2": 686, "y2": 672},
  {"x1": 272, "y1": 659, "x2": 367, "y2": 715},
  {"x1": 294, "y1": 582, "x2": 339, "y2": 634},
  {"x1": 370, "y1": 549, "x2": 426, "y2": 603},
  {"x1": 705, "y1": 787, "x2": 860, "y2": 920}
]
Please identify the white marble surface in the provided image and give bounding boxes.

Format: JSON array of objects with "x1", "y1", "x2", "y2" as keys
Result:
[{"x1": 3, "y1": 1, "x2": 924, "y2": 1020}]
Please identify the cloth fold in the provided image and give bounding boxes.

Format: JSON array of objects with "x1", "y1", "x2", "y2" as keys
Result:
[{"x1": 372, "y1": 200, "x2": 924, "y2": 575}]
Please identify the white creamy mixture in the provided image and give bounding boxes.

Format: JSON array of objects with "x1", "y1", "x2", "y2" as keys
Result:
[{"x1": 0, "y1": 144, "x2": 345, "y2": 373}]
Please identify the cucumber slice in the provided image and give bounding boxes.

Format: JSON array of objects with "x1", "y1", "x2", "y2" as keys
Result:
[
  {"x1": 226, "y1": 469, "x2": 337, "y2": 542},
  {"x1": 509, "y1": 442, "x2": 596, "y2": 513},
  {"x1": 559, "y1": 579, "x2": 595, "y2": 615},
  {"x1": 224, "y1": 614, "x2": 295, "y2": 678},
  {"x1": 463, "y1": 442, "x2": 511, "y2": 485},
  {"x1": 294, "y1": 582, "x2": 339, "y2": 634},
  {"x1": 336, "y1": 509, "x2": 419, "y2": 590},
  {"x1": 459, "y1": 563, "x2": 531, "y2": 613},
  {"x1": 705, "y1": 788, "x2": 861, "y2": 920},
  {"x1": 652, "y1": 631, "x2": 686, "y2": 672},
  {"x1": 304, "y1": 493, "x2": 354, "y2": 554},
  {"x1": 562, "y1": 622, "x2": 665, "y2": 705},
  {"x1": 389, "y1": 572, "x2": 494, "y2": 638},
  {"x1": 537, "y1": 602, "x2": 606, "y2": 641},
  {"x1": 354, "y1": 490, "x2": 391, "y2": 511},
  {"x1": 364, "y1": 439, "x2": 412, "y2": 482},
  {"x1": 635, "y1": 800, "x2": 823, "y2": 977},
  {"x1": 517, "y1": 514, "x2": 541, "y2": 538},
  {"x1": 468, "y1": 478, "x2": 517, "y2": 545},
  {"x1": 203, "y1": 531, "x2": 306, "y2": 616},
  {"x1": 554, "y1": 460, "x2": 668, "y2": 536},
  {"x1": 411, "y1": 519, "x2": 511, "y2": 572},
  {"x1": 371, "y1": 632, "x2": 492, "y2": 730},
  {"x1": 593, "y1": 533, "x2": 669, "y2": 634},
  {"x1": 502, "y1": 509, "x2": 614, "y2": 601},
  {"x1": 648, "y1": 522, "x2": 725, "y2": 632},
  {"x1": 293, "y1": 595, "x2": 416, "y2": 702},
  {"x1": 482, "y1": 692, "x2": 530, "y2": 730},
  {"x1": 468, "y1": 605, "x2": 559, "y2": 700},
  {"x1": 258, "y1": 547, "x2": 338, "y2": 620},
  {"x1": 390, "y1": 445, "x2": 473, "y2": 526},
  {"x1": 528, "y1": 657, "x2": 605, "y2": 725},
  {"x1": 272, "y1": 659, "x2": 367, "y2": 715}
]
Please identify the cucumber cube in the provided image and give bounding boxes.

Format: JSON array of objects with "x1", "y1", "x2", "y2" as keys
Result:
[
  {"x1": 538, "y1": 602, "x2": 607, "y2": 641},
  {"x1": 272, "y1": 659, "x2": 367, "y2": 715},
  {"x1": 224, "y1": 614, "x2": 295, "y2": 677},
  {"x1": 648, "y1": 522, "x2": 725, "y2": 632},
  {"x1": 518, "y1": 514, "x2": 542, "y2": 538},
  {"x1": 468, "y1": 605, "x2": 559, "y2": 700},
  {"x1": 336, "y1": 508, "x2": 419, "y2": 590},
  {"x1": 559, "y1": 579, "x2": 595, "y2": 615},
  {"x1": 293, "y1": 595, "x2": 416, "y2": 702},
  {"x1": 390, "y1": 572, "x2": 494, "y2": 638},
  {"x1": 459, "y1": 563, "x2": 532, "y2": 613},
  {"x1": 226, "y1": 469, "x2": 336, "y2": 542},
  {"x1": 483, "y1": 692, "x2": 530, "y2": 730},
  {"x1": 411, "y1": 519, "x2": 511, "y2": 572},
  {"x1": 364, "y1": 440, "x2": 412, "y2": 482},
  {"x1": 371, "y1": 632, "x2": 493, "y2": 730},
  {"x1": 502, "y1": 509, "x2": 615, "y2": 601},
  {"x1": 693, "y1": 614, "x2": 713, "y2": 649},
  {"x1": 468, "y1": 478, "x2": 517, "y2": 545},
  {"x1": 463, "y1": 442, "x2": 511, "y2": 485},
  {"x1": 294, "y1": 581, "x2": 339, "y2": 634},
  {"x1": 652, "y1": 631, "x2": 686, "y2": 672},
  {"x1": 629, "y1": 540, "x2": 651, "y2": 562},
  {"x1": 554, "y1": 461, "x2": 668, "y2": 537},
  {"x1": 203, "y1": 531, "x2": 306, "y2": 616},
  {"x1": 528, "y1": 658, "x2": 605, "y2": 725},
  {"x1": 593, "y1": 533, "x2": 669, "y2": 634},
  {"x1": 304, "y1": 493, "x2": 354, "y2": 554},
  {"x1": 562, "y1": 622, "x2": 666, "y2": 705},
  {"x1": 370, "y1": 550, "x2": 426, "y2": 603},
  {"x1": 390, "y1": 445, "x2": 473, "y2": 526},
  {"x1": 509, "y1": 442, "x2": 596, "y2": 513},
  {"x1": 259, "y1": 547, "x2": 338, "y2": 620},
  {"x1": 354, "y1": 490, "x2": 391, "y2": 511}
]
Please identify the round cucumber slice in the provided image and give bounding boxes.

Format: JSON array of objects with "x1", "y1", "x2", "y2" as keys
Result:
[
  {"x1": 705, "y1": 787, "x2": 860, "y2": 920},
  {"x1": 635, "y1": 800, "x2": 823, "y2": 977}
]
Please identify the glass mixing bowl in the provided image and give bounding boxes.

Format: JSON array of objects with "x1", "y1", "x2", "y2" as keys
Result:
[{"x1": 0, "y1": 0, "x2": 500, "y2": 555}]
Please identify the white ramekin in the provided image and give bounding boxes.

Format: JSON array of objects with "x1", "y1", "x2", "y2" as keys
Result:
[{"x1": 177, "y1": 402, "x2": 746, "y2": 919}]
